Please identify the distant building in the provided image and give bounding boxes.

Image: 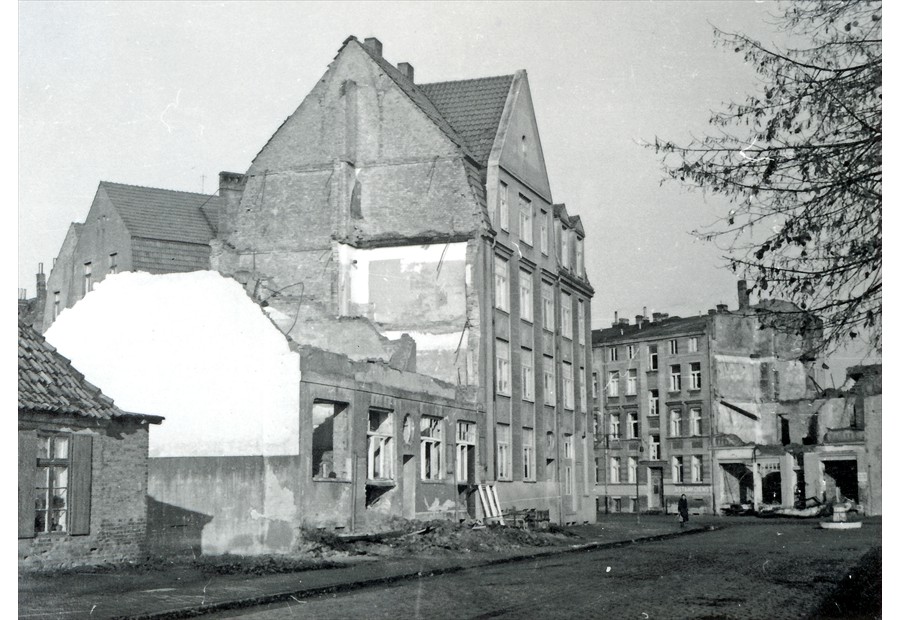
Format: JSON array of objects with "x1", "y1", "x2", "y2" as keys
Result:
[
  {"x1": 41, "y1": 182, "x2": 223, "y2": 331},
  {"x1": 18, "y1": 320, "x2": 162, "y2": 569},
  {"x1": 18, "y1": 263, "x2": 47, "y2": 332},
  {"x1": 592, "y1": 281, "x2": 826, "y2": 516}
]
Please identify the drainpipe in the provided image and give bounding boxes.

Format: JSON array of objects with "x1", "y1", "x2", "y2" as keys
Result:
[{"x1": 706, "y1": 321, "x2": 717, "y2": 516}]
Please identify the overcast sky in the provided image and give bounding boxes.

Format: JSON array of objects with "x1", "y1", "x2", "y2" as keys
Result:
[{"x1": 19, "y1": 1, "x2": 876, "y2": 378}]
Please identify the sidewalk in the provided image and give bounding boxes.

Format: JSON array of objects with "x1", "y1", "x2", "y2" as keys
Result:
[{"x1": 19, "y1": 516, "x2": 712, "y2": 620}]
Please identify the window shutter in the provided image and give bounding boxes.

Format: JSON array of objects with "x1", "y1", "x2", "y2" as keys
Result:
[
  {"x1": 69, "y1": 434, "x2": 93, "y2": 536},
  {"x1": 18, "y1": 430, "x2": 37, "y2": 539}
]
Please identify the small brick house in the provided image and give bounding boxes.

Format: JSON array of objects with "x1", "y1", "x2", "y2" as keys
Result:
[{"x1": 18, "y1": 320, "x2": 162, "y2": 569}]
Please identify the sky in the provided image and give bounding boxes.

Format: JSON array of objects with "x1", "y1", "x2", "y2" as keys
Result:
[{"x1": 17, "y1": 1, "x2": 877, "y2": 378}]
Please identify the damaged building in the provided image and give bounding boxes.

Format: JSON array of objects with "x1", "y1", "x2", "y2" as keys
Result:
[
  {"x1": 590, "y1": 281, "x2": 882, "y2": 516},
  {"x1": 39, "y1": 35, "x2": 597, "y2": 554}
]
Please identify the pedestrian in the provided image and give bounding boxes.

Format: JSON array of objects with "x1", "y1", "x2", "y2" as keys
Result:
[{"x1": 678, "y1": 494, "x2": 689, "y2": 528}]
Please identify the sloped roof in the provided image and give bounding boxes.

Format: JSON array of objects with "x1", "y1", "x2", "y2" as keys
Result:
[
  {"x1": 419, "y1": 75, "x2": 514, "y2": 166},
  {"x1": 100, "y1": 182, "x2": 223, "y2": 245},
  {"x1": 593, "y1": 314, "x2": 709, "y2": 345},
  {"x1": 18, "y1": 320, "x2": 162, "y2": 422}
]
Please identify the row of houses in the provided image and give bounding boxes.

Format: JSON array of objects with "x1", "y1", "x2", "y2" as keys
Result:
[{"x1": 19, "y1": 35, "x2": 880, "y2": 569}]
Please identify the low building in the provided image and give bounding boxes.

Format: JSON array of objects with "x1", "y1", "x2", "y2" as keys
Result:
[
  {"x1": 592, "y1": 281, "x2": 824, "y2": 516},
  {"x1": 18, "y1": 320, "x2": 163, "y2": 569}
]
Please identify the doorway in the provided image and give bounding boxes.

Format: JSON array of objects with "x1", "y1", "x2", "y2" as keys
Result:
[
  {"x1": 823, "y1": 460, "x2": 859, "y2": 502},
  {"x1": 648, "y1": 468, "x2": 664, "y2": 510}
]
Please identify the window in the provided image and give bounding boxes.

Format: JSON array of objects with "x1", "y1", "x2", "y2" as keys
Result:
[
  {"x1": 521, "y1": 348, "x2": 535, "y2": 401},
  {"x1": 668, "y1": 339, "x2": 678, "y2": 355},
  {"x1": 540, "y1": 282, "x2": 555, "y2": 332},
  {"x1": 690, "y1": 407, "x2": 702, "y2": 436},
  {"x1": 312, "y1": 401, "x2": 351, "y2": 479},
  {"x1": 497, "y1": 424, "x2": 512, "y2": 480},
  {"x1": 648, "y1": 344, "x2": 658, "y2": 371},
  {"x1": 519, "y1": 269, "x2": 533, "y2": 322},
  {"x1": 670, "y1": 409, "x2": 683, "y2": 437},
  {"x1": 523, "y1": 428, "x2": 535, "y2": 481},
  {"x1": 575, "y1": 237, "x2": 584, "y2": 275},
  {"x1": 689, "y1": 362, "x2": 702, "y2": 390},
  {"x1": 518, "y1": 194, "x2": 533, "y2": 245},
  {"x1": 672, "y1": 456, "x2": 684, "y2": 483},
  {"x1": 109, "y1": 253, "x2": 118, "y2": 275},
  {"x1": 608, "y1": 347, "x2": 618, "y2": 362},
  {"x1": 648, "y1": 390, "x2": 659, "y2": 416},
  {"x1": 495, "y1": 340, "x2": 511, "y2": 396},
  {"x1": 420, "y1": 416, "x2": 443, "y2": 480},
  {"x1": 626, "y1": 369, "x2": 637, "y2": 395},
  {"x1": 82, "y1": 263, "x2": 92, "y2": 295},
  {"x1": 627, "y1": 411, "x2": 639, "y2": 439},
  {"x1": 610, "y1": 414, "x2": 620, "y2": 440},
  {"x1": 607, "y1": 370, "x2": 620, "y2": 397},
  {"x1": 691, "y1": 455, "x2": 703, "y2": 483},
  {"x1": 562, "y1": 362, "x2": 574, "y2": 409},
  {"x1": 591, "y1": 372, "x2": 599, "y2": 399},
  {"x1": 543, "y1": 356, "x2": 555, "y2": 405},
  {"x1": 53, "y1": 292, "x2": 60, "y2": 320},
  {"x1": 595, "y1": 458, "x2": 602, "y2": 485},
  {"x1": 612, "y1": 497, "x2": 622, "y2": 512},
  {"x1": 688, "y1": 336, "x2": 698, "y2": 353},
  {"x1": 649, "y1": 434, "x2": 660, "y2": 460},
  {"x1": 561, "y1": 293, "x2": 573, "y2": 339},
  {"x1": 19, "y1": 431, "x2": 92, "y2": 538},
  {"x1": 498, "y1": 182, "x2": 509, "y2": 231},
  {"x1": 627, "y1": 345, "x2": 635, "y2": 360},
  {"x1": 610, "y1": 456, "x2": 621, "y2": 483},
  {"x1": 367, "y1": 409, "x2": 394, "y2": 480},
  {"x1": 628, "y1": 456, "x2": 638, "y2": 484},
  {"x1": 669, "y1": 365, "x2": 682, "y2": 391},
  {"x1": 456, "y1": 421, "x2": 476, "y2": 482},
  {"x1": 540, "y1": 210, "x2": 550, "y2": 254},
  {"x1": 564, "y1": 434, "x2": 573, "y2": 459},
  {"x1": 579, "y1": 367, "x2": 587, "y2": 412},
  {"x1": 561, "y1": 229, "x2": 570, "y2": 268},
  {"x1": 565, "y1": 465, "x2": 573, "y2": 495},
  {"x1": 577, "y1": 299, "x2": 585, "y2": 345},
  {"x1": 494, "y1": 255, "x2": 509, "y2": 311}
]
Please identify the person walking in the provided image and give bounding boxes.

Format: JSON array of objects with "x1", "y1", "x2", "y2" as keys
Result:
[{"x1": 678, "y1": 494, "x2": 689, "y2": 528}]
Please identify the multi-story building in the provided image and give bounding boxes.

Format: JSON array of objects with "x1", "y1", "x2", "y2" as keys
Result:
[
  {"x1": 592, "y1": 281, "x2": 820, "y2": 516},
  {"x1": 40, "y1": 35, "x2": 596, "y2": 527}
]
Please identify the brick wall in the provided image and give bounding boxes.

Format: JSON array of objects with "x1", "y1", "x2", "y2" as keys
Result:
[{"x1": 19, "y1": 418, "x2": 152, "y2": 570}]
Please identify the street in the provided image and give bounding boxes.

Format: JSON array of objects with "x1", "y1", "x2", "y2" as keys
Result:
[{"x1": 207, "y1": 519, "x2": 880, "y2": 619}]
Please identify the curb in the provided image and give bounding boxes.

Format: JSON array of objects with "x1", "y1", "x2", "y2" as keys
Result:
[{"x1": 119, "y1": 525, "x2": 721, "y2": 620}]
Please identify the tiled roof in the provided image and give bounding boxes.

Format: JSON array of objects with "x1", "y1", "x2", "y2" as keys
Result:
[
  {"x1": 18, "y1": 321, "x2": 161, "y2": 422},
  {"x1": 100, "y1": 182, "x2": 223, "y2": 245},
  {"x1": 419, "y1": 75, "x2": 514, "y2": 166},
  {"x1": 593, "y1": 315, "x2": 709, "y2": 345}
]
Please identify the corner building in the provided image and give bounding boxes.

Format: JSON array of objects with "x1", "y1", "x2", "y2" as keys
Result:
[{"x1": 212, "y1": 37, "x2": 596, "y2": 524}]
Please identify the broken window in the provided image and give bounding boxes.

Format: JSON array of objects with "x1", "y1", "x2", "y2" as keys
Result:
[
  {"x1": 518, "y1": 194, "x2": 533, "y2": 245},
  {"x1": 519, "y1": 268, "x2": 533, "y2": 322},
  {"x1": 649, "y1": 434, "x2": 660, "y2": 460},
  {"x1": 610, "y1": 414, "x2": 621, "y2": 440},
  {"x1": 495, "y1": 339, "x2": 511, "y2": 396},
  {"x1": 626, "y1": 369, "x2": 637, "y2": 395},
  {"x1": 456, "y1": 421, "x2": 476, "y2": 483},
  {"x1": 672, "y1": 456, "x2": 684, "y2": 483},
  {"x1": 610, "y1": 456, "x2": 621, "y2": 483},
  {"x1": 670, "y1": 409, "x2": 683, "y2": 437},
  {"x1": 669, "y1": 365, "x2": 682, "y2": 392},
  {"x1": 523, "y1": 428, "x2": 535, "y2": 481},
  {"x1": 690, "y1": 407, "x2": 702, "y2": 437},
  {"x1": 689, "y1": 362, "x2": 702, "y2": 390},
  {"x1": 498, "y1": 182, "x2": 509, "y2": 231},
  {"x1": 312, "y1": 400, "x2": 351, "y2": 480},
  {"x1": 563, "y1": 362, "x2": 574, "y2": 409},
  {"x1": 367, "y1": 409, "x2": 394, "y2": 481},
  {"x1": 420, "y1": 416, "x2": 443, "y2": 481},
  {"x1": 521, "y1": 348, "x2": 535, "y2": 402},
  {"x1": 541, "y1": 282, "x2": 555, "y2": 331},
  {"x1": 496, "y1": 424, "x2": 511, "y2": 480},
  {"x1": 543, "y1": 356, "x2": 555, "y2": 405},
  {"x1": 494, "y1": 255, "x2": 509, "y2": 311},
  {"x1": 560, "y1": 292, "x2": 573, "y2": 339},
  {"x1": 35, "y1": 434, "x2": 69, "y2": 533}
]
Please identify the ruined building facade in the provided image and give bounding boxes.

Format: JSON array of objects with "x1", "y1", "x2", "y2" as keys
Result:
[{"x1": 591, "y1": 282, "x2": 832, "y2": 516}]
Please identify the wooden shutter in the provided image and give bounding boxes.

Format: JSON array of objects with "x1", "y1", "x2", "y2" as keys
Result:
[
  {"x1": 18, "y1": 430, "x2": 37, "y2": 539},
  {"x1": 69, "y1": 434, "x2": 93, "y2": 536}
]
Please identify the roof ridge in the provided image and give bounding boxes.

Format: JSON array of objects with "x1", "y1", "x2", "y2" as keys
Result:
[
  {"x1": 419, "y1": 74, "x2": 517, "y2": 88},
  {"x1": 100, "y1": 180, "x2": 220, "y2": 199}
]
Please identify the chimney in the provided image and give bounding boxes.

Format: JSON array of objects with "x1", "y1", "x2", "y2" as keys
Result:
[
  {"x1": 613, "y1": 310, "x2": 618, "y2": 327},
  {"x1": 618, "y1": 318, "x2": 630, "y2": 326},
  {"x1": 652, "y1": 312, "x2": 664, "y2": 322},
  {"x1": 635, "y1": 314, "x2": 644, "y2": 327},
  {"x1": 716, "y1": 304, "x2": 728, "y2": 313},
  {"x1": 18, "y1": 288, "x2": 26, "y2": 301},
  {"x1": 737, "y1": 279, "x2": 750, "y2": 310},
  {"x1": 397, "y1": 62, "x2": 414, "y2": 83},
  {"x1": 363, "y1": 37, "x2": 383, "y2": 58},
  {"x1": 643, "y1": 306, "x2": 648, "y2": 318},
  {"x1": 708, "y1": 309, "x2": 717, "y2": 315},
  {"x1": 36, "y1": 263, "x2": 46, "y2": 297}
]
